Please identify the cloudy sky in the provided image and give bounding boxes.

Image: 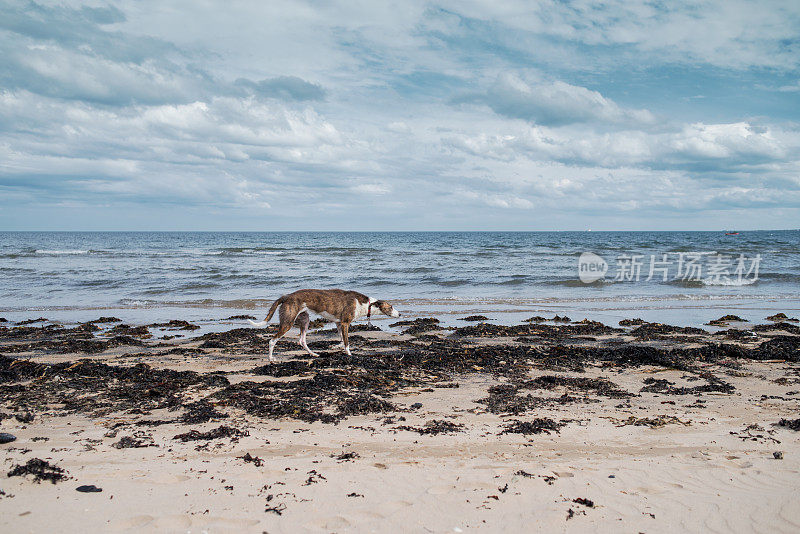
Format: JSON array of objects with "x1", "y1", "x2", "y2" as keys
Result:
[{"x1": 1, "y1": 0, "x2": 799, "y2": 230}]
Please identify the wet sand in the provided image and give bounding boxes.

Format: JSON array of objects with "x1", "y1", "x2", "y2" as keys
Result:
[{"x1": 1, "y1": 315, "x2": 799, "y2": 533}]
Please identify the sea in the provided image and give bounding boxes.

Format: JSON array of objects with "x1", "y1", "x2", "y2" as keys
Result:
[{"x1": 1, "y1": 231, "x2": 798, "y2": 332}]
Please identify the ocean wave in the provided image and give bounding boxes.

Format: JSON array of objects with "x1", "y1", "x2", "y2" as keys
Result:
[
  {"x1": 667, "y1": 278, "x2": 757, "y2": 288},
  {"x1": 35, "y1": 249, "x2": 89, "y2": 255},
  {"x1": 546, "y1": 278, "x2": 616, "y2": 287}
]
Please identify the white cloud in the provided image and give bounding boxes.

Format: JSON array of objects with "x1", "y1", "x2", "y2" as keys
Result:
[
  {"x1": 465, "y1": 73, "x2": 655, "y2": 126},
  {"x1": 1, "y1": 1, "x2": 799, "y2": 229}
]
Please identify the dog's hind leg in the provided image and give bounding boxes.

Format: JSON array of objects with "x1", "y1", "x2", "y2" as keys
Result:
[
  {"x1": 296, "y1": 312, "x2": 319, "y2": 357},
  {"x1": 268, "y1": 303, "x2": 296, "y2": 362},
  {"x1": 340, "y1": 321, "x2": 352, "y2": 357}
]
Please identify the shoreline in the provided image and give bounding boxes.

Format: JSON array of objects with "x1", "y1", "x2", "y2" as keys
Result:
[
  {"x1": 2, "y1": 293, "x2": 800, "y2": 332},
  {"x1": 1, "y1": 314, "x2": 799, "y2": 532}
]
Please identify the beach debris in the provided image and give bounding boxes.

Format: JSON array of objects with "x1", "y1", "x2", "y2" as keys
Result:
[
  {"x1": 350, "y1": 323, "x2": 382, "y2": 332},
  {"x1": 774, "y1": 451, "x2": 784, "y2": 459},
  {"x1": 173, "y1": 425, "x2": 248, "y2": 442},
  {"x1": 303, "y1": 470, "x2": 327, "y2": 485},
  {"x1": 410, "y1": 402, "x2": 423, "y2": 409},
  {"x1": 15, "y1": 412, "x2": 34, "y2": 423},
  {"x1": 500, "y1": 418, "x2": 565, "y2": 435},
  {"x1": 347, "y1": 492, "x2": 364, "y2": 497},
  {"x1": 573, "y1": 497, "x2": 594, "y2": 507},
  {"x1": 333, "y1": 451, "x2": 360, "y2": 461},
  {"x1": 148, "y1": 320, "x2": 200, "y2": 331},
  {"x1": 224, "y1": 315, "x2": 257, "y2": 321},
  {"x1": 239, "y1": 452, "x2": 264, "y2": 467},
  {"x1": 613, "y1": 415, "x2": 690, "y2": 428},
  {"x1": 17, "y1": 318, "x2": 48, "y2": 325},
  {"x1": 0, "y1": 432, "x2": 17, "y2": 444},
  {"x1": 390, "y1": 317, "x2": 440, "y2": 335},
  {"x1": 112, "y1": 434, "x2": 155, "y2": 449},
  {"x1": 7, "y1": 458, "x2": 68, "y2": 484},
  {"x1": 640, "y1": 376, "x2": 734, "y2": 396},
  {"x1": 88, "y1": 317, "x2": 122, "y2": 323},
  {"x1": 767, "y1": 313, "x2": 799, "y2": 322},
  {"x1": 523, "y1": 316, "x2": 547, "y2": 323},
  {"x1": 394, "y1": 419, "x2": 464, "y2": 435},
  {"x1": 706, "y1": 315, "x2": 748, "y2": 326},
  {"x1": 777, "y1": 418, "x2": 800, "y2": 431},
  {"x1": 75, "y1": 485, "x2": 102, "y2": 492},
  {"x1": 265, "y1": 502, "x2": 286, "y2": 515},
  {"x1": 460, "y1": 315, "x2": 489, "y2": 322},
  {"x1": 731, "y1": 423, "x2": 780, "y2": 443},
  {"x1": 108, "y1": 324, "x2": 151, "y2": 338}
]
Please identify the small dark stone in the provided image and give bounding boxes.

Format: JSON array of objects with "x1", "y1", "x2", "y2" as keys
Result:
[
  {"x1": 0, "y1": 432, "x2": 17, "y2": 444},
  {"x1": 774, "y1": 451, "x2": 784, "y2": 460},
  {"x1": 76, "y1": 485, "x2": 102, "y2": 492},
  {"x1": 410, "y1": 402, "x2": 423, "y2": 409}
]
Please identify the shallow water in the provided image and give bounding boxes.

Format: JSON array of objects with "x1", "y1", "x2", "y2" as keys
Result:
[{"x1": 1, "y1": 231, "x2": 798, "y2": 328}]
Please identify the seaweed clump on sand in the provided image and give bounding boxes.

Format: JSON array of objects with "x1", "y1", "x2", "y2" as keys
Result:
[
  {"x1": 173, "y1": 425, "x2": 248, "y2": 442},
  {"x1": 477, "y1": 375, "x2": 631, "y2": 415},
  {"x1": 500, "y1": 418, "x2": 565, "y2": 435},
  {"x1": 628, "y1": 323, "x2": 707, "y2": 340},
  {"x1": 148, "y1": 320, "x2": 200, "y2": 331},
  {"x1": 212, "y1": 370, "x2": 399, "y2": 424},
  {"x1": 640, "y1": 376, "x2": 734, "y2": 395},
  {"x1": 614, "y1": 415, "x2": 690, "y2": 428},
  {"x1": 776, "y1": 418, "x2": 800, "y2": 431},
  {"x1": 394, "y1": 419, "x2": 464, "y2": 435},
  {"x1": 766, "y1": 313, "x2": 799, "y2": 322},
  {"x1": 390, "y1": 318, "x2": 441, "y2": 335},
  {"x1": 0, "y1": 322, "x2": 143, "y2": 354},
  {"x1": 197, "y1": 328, "x2": 274, "y2": 350},
  {"x1": 460, "y1": 315, "x2": 489, "y2": 322},
  {"x1": 0, "y1": 355, "x2": 228, "y2": 418},
  {"x1": 7, "y1": 458, "x2": 69, "y2": 484}
]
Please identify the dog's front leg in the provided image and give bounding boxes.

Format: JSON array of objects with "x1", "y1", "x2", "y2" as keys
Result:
[{"x1": 335, "y1": 322, "x2": 346, "y2": 350}]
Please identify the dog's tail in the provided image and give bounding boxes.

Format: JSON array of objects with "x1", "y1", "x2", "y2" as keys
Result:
[{"x1": 247, "y1": 295, "x2": 285, "y2": 327}]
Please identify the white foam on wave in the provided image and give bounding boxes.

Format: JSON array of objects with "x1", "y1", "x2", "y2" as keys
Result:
[
  {"x1": 35, "y1": 249, "x2": 89, "y2": 255},
  {"x1": 703, "y1": 278, "x2": 757, "y2": 287}
]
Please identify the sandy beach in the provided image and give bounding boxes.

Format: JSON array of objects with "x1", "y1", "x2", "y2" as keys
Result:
[{"x1": 1, "y1": 314, "x2": 799, "y2": 533}]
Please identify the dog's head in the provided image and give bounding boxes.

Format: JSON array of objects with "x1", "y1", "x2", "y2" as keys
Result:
[{"x1": 373, "y1": 300, "x2": 401, "y2": 318}]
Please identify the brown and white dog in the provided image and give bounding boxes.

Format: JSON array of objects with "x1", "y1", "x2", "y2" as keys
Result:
[{"x1": 248, "y1": 289, "x2": 400, "y2": 361}]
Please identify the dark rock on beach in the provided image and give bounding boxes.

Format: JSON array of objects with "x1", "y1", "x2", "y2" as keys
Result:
[{"x1": 76, "y1": 485, "x2": 102, "y2": 492}]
